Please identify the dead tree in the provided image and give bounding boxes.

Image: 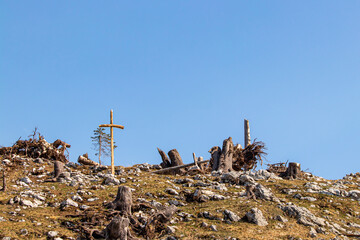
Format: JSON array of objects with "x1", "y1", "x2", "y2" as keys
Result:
[
  {"x1": 144, "y1": 205, "x2": 177, "y2": 239},
  {"x1": 107, "y1": 186, "x2": 132, "y2": 215},
  {"x1": 168, "y1": 149, "x2": 184, "y2": 174},
  {"x1": 244, "y1": 119, "x2": 251, "y2": 147},
  {"x1": 285, "y1": 162, "x2": 301, "y2": 179},
  {"x1": 103, "y1": 216, "x2": 131, "y2": 240},
  {"x1": 218, "y1": 137, "x2": 234, "y2": 172},
  {"x1": 1, "y1": 169, "x2": 5, "y2": 192},
  {"x1": 157, "y1": 148, "x2": 171, "y2": 168},
  {"x1": 209, "y1": 146, "x2": 221, "y2": 171},
  {"x1": 54, "y1": 161, "x2": 65, "y2": 179}
]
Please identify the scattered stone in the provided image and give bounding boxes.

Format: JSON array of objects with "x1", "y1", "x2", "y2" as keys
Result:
[
  {"x1": 223, "y1": 209, "x2": 240, "y2": 222},
  {"x1": 210, "y1": 225, "x2": 217, "y2": 231},
  {"x1": 60, "y1": 199, "x2": 78, "y2": 208},
  {"x1": 280, "y1": 203, "x2": 325, "y2": 227},
  {"x1": 165, "y1": 188, "x2": 179, "y2": 195},
  {"x1": 245, "y1": 208, "x2": 268, "y2": 226}
]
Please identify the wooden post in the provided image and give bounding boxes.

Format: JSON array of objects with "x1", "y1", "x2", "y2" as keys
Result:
[
  {"x1": 99, "y1": 110, "x2": 124, "y2": 175},
  {"x1": 110, "y1": 110, "x2": 114, "y2": 175},
  {"x1": 244, "y1": 119, "x2": 251, "y2": 147}
]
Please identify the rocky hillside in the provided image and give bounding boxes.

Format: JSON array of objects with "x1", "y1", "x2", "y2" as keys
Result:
[{"x1": 0, "y1": 154, "x2": 360, "y2": 239}]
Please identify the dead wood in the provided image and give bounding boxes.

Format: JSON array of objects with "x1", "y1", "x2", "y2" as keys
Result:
[
  {"x1": 107, "y1": 186, "x2": 132, "y2": 215},
  {"x1": 152, "y1": 160, "x2": 209, "y2": 174},
  {"x1": 168, "y1": 149, "x2": 184, "y2": 174},
  {"x1": 157, "y1": 148, "x2": 171, "y2": 168},
  {"x1": 78, "y1": 153, "x2": 99, "y2": 166},
  {"x1": 209, "y1": 146, "x2": 221, "y2": 171},
  {"x1": 142, "y1": 205, "x2": 177, "y2": 239},
  {"x1": 0, "y1": 136, "x2": 70, "y2": 163},
  {"x1": 245, "y1": 184, "x2": 257, "y2": 200},
  {"x1": 103, "y1": 216, "x2": 132, "y2": 240},
  {"x1": 232, "y1": 140, "x2": 266, "y2": 171},
  {"x1": 54, "y1": 160, "x2": 65, "y2": 179},
  {"x1": 1, "y1": 169, "x2": 5, "y2": 192},
  {"x1": 284, "y1": 162, "x2": 301, "y2": 179},
  {"x1": 218, "y1": 137, "x2": 234, "y2": 172}
]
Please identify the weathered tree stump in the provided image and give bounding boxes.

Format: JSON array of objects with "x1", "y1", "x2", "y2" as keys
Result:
[
  {"x1": 54, "y1": 160, "x2": 65, "y2": 179},
  {"x1": 218, "y1": 137, "x2": 234, "y2": 172},
  {"x1": 285, "y1": 162, "x2": 301, "y2": 179},
  {"x1": 107, "y1": 186, "x2": 132, "y2": 215},
  {"x1": 157, "y1": 148, "x2": 171, "y2": 168},
  {"x1": 103, "y1": 215, "x2": 131, "y2": 240},
  {"x1": 168, "y1": 149, "x2": 184, "y2": 174},
  {"x1": 209, "y1": 146, "x2": 221, "y2": 171}
]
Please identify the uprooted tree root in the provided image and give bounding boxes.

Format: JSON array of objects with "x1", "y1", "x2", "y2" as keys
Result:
[
  {"x1": 209, "y1": 138, "x2": 267, "y2": 172},
  {"x1": 0, "y1": 136, "x2": 70, "y2": 163},
  {"x1": 71, "y1": 186, "x2": 178, "y2": 240},
  {"x1": 232, "y1": 140, "x2": 267, "y2": 171}
]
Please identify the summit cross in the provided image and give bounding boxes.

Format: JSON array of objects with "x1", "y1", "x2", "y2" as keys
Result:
[{"x1": 99, "y1": 110, "x2": 124, "y2": 175}]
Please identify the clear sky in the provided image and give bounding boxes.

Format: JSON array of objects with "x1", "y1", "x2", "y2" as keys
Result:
[{"x1": 1, "y1": 1, "x2": 359, "y2": 179}]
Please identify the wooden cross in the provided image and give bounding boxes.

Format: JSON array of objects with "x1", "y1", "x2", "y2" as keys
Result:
[{"x1": 99, "y1": 110, "x2": 124, "y2": 175}]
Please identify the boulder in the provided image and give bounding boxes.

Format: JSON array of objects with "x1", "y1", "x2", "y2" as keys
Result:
[{"x1": 245, "y1": 208, "x2": 268, "y2": 226}]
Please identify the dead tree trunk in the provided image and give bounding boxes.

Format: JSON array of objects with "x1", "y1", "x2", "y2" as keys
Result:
[
  {"x1": 209, "y1": 146, "x2": 221, "y2": 171},
  {"x1": 107, "y1": 186, "x2": 132, "y2": 215},
  {"x1": 157, "y1": 148, "x2": 171, "y2": 168},
  {"x1": 78, "y1": 154, "x2": 99, "y2": 166},
  {"x1": 244, "y1": 119, "x2": 251, "y2": 147},
  {"x1": 168, "y1": 149, "x2": 184, "y2": 174},
  {"x1": 54, "y1": 160, "x2": 65, "y2": 179},
  {"x1": 218, "y1": 137, "x2": 234, "y2": 172},
  {"x1": 103, "y1": 215, "x2": 131, "y2": 240},
  {"x1": 1, "y1": 169, "x2": 5, "y2": 192},
  {"x1": 285, "y1": 162, "x2": 301, "y2": 179}
]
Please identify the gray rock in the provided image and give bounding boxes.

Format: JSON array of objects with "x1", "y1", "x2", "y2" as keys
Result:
[
  {"x1": 274, "y1": 215, "x2": 288, "y2": 222},
  {"x1": 165, "y1": 188, "x2": 179, "y2": 195},
  {"x1": 20, "y1": 177, "x2": 32, "y2": 184},
  {"x1": 210, "y1": 225, "x2": 217, "y2": 231},
  {"x1": 223, "y1": 209, "x2": 240, "y2": 222},
  {"x1": 20, "y1": 229, "x2": 28, "y2": 235},
  {"x1": 60, "y1": 198, "x2": 78, "y2": 208},
  {"x1": 238, "y1": 174, "x2": 255, "y2": 185},
  {"x1": 47, "y1": 231, "x2": 58, "y2": 238},
  {"x1": 167, "y1": 226, "x2": 176, "y2": 234},
  {"x1": 280, "y1": 203, "x2": 325, "y2": 227},
  {"x1": 245, "y1": 208, "x2": 268, "y2": 226},
  {"x1": 20, "y1": 199, "x2": 35, "y2": 208},
  {"x1": 254, "y1": 183, "x2": 279, "y2": 202},
  {"x1": 309, "y1": 227, "x2": 317, "y2": 238},
  {"x1": 221, "y1": 172, "x2": 242, "y2": 183}
]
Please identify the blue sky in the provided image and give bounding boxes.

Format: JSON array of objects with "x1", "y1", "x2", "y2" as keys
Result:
[{"x1": 1, "y1": 1, "x2": 359, "y2": 179}]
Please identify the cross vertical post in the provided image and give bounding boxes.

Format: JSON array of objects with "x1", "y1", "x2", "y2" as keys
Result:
[
  {"x1": 99, "y1": 110, "x2": 124, "y2": 175},
  {"x1": 110, "y1": 110, "x2": 114, "y2": 175}
]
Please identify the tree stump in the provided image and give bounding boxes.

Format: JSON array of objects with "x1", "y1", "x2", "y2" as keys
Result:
[
  {"x1": 218, "y1": 137, "x2": 234, "y2": 172},
  {"x1": 285, "y1": 162, "x2": 301, "y2": 179},
  {"x1": 107, "y1": 186, "x2": 132, "y2": 215},
  {"x1": 157, "y1": 148, "x2": 171, "y2": 168},
  {"x1": 209, "y1": 146, "x2": 222, "y2": 171},
  {"x1": 168, "y1": 149, "x2": 184, "y2": 174},
  {"x1": 103, "y1": 215, "x2": 131, "y2": 240},
  {"x1": 54, "y1": 161, "x2": 65, "y2": 179}
]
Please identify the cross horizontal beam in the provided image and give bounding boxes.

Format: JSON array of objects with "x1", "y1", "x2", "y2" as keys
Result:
[{"x1": 99, "y1": 124, "x2": 124, "y2": 129}]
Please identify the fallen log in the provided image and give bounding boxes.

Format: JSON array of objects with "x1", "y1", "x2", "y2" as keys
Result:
[
  {"x1": 152, "y1": 159, "x2": 209, "y2": 174},
  {"x1": 78, "y1": 154, "x2": 99, "y2": 166}
]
